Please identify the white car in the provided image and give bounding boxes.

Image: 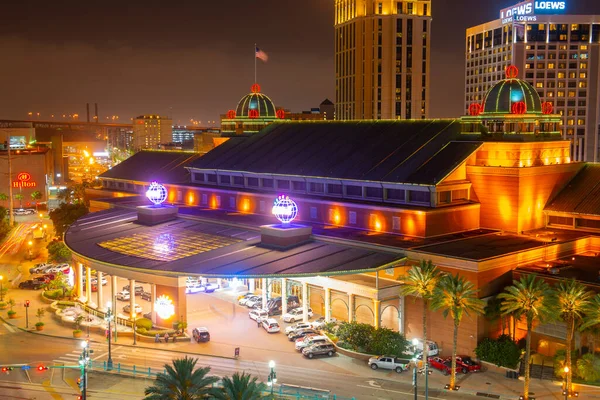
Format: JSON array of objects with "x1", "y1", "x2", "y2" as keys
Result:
[
  {"x1": 123, "y1": 304, "x2": 143, "y2": 314},
  {"x1": 116, "y1": 290, "x2": 130, "y2": 301},
  {"x1": 285, "y1": 322, "x2": 312, "y2": 335},
  {"x1": 311, "y1": 317, "x2": 337, "y2": 330},
  {"x1": 262, "y1": 318, "x2": 280, "y2": 333},
  {"x1": 249, "y1": 309, "x2": 268, "y2": 322},
  {"x1": 295, "y1": 335, "x2": 330, "y2": 351},
  {"x1": 240, "y1": 295, "x2": 259, "y2": 306},
  {"x1": 283, "y1": 307, "x2": 313, "y2": 323},
  {"x1": 186, "y1": 282, "x2": 206, "y2": 294},
  {"x1": 245, "y1": 297, "x2": 263, "y2": 308}
]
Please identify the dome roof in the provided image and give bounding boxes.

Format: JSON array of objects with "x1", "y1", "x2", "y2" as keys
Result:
[
  {"x1": 482, "y1": 66, "x2": 542, "y2": 115},
  {"x1": 235, "y1": 84, "x2": 277, "y2": 118}
]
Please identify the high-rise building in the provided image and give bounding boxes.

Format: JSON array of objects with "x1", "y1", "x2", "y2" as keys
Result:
[
  {"x1": 465, "y1": 1, "x2": 600, "y2": 161},
  {"x1": 132, "y1": 115, "x2": 173, "y2": 151},
  {"x1": 334, "y1": 0, "x2": 431, "y2": 120}
]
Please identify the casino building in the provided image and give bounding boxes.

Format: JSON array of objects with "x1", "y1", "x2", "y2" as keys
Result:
[
  {"x1": 465, "y1": 0, "x2": 600, "y2": 162},
  {"x1": 69, "y1": 68, "x2": 600, "y2": 356}
]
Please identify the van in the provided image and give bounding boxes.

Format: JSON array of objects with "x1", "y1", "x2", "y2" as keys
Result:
[
  {"x1": 410, "y1": 339, "x2": 439, "y2": 357},
  {"x1": 261, "y1": 318, "x2": 281, "y2": 333}
]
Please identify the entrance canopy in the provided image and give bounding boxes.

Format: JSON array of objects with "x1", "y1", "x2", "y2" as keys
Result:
[{"x1": 65, "y1": 208, "x2": 404, "y2": 278}]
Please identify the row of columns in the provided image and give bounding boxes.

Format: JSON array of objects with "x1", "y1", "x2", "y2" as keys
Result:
[
  {"x1": 251, "y1": 277, "x2": 399, "y2": 330},
  {"x1": 76, "y1": 263, "x2": 156, "y2": 323}
]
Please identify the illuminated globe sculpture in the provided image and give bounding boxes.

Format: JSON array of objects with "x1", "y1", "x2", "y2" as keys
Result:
[
  {"x1": 154, "y1": 295, "x2": 175, "y2": 319},
  {"x1": 272, "y1": 195, "x2": 298, "y2": 224},
  {"x1": 146, "y1": 181, "x2": 168, "y2": 206}
]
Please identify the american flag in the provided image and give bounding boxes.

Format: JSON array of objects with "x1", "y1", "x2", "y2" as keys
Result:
[{"x1": 255, "y1": 47, "x2": 269, "y2": 62}]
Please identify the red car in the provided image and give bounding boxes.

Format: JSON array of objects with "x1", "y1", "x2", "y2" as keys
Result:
[
  {"x1": 455, "y1": 356, "x2": 481, "y2": 373},
  {"x1": 427, "y1": 357, "x2": 462, "y2": 376}
]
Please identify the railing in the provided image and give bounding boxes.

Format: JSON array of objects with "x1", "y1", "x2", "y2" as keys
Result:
[
  {"x1": 86, "y1": 361, "x2": 356, "y2": 400},
  {"x1": 79, "y1": 303, "x2": 133, "y2": 328}
]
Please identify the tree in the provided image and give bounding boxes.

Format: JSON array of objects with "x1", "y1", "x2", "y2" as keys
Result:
[
  {"x1": 14, "y1": 193, "x2": 23, "y2": 208},
  {"x1": 31, "y1": 191, "x2": 42, "y2": 211},
  {"x1": 214, "y1": 372, "x2": 266, "y2": 400},
  {"x1": 49, "y1": 203, "x2": 88, "y2": 237},
  {"x1": 47, "y1": 241, "x2": 72, "y2": 263},
  {"x1": 144, "y1": 356, "x2": 220, "y2": 400},
  {"x1": 581, "y1": 294, "x2": 600, "y2": 356},
  {"x1": 0, "y1": 206, "x2": 8, "y2": 222},
  {"x1": 498, "y1": 275, "x2": 555, "y2": 400},
  {"x1": 576, "y1": 353, "x2": 600, "y2": 382},
  {"x1": 57, "y1": 188, "x2": 73, "y2": 204},
  {"x1": 556, "y1": 279, "x2": 594, "y2": 393},
  {"x1": 399, "y1": 260, "x2": 442, "y2": 361},
  {"x1": 0, "y1": 193, "x2": 8, "y2": 206},
  {"x1": 430, "y1": 273, "x2": 484, "y2": 390}
]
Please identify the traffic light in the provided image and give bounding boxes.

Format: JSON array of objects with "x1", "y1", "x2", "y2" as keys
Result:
[
  {"x1": 25, "y1": 300, "x2": 30, "y2": 308},
  {"x1": 77, "y1": 377, "x2": 84, "y2": 390},
  {"x1": 77, "y1": 396, "x2": 83, "y2": 400},
  {"x1": 1, "y1": 367, "x2": 13, "y2": 373},
  {"x1": 37, "y1": 365, "x2": 48, "y2": 371}
]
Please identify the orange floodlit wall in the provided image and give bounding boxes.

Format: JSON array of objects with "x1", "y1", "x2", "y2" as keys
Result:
[{"x1": 472, "y1": 141, "x2": 571, "y2": 168}]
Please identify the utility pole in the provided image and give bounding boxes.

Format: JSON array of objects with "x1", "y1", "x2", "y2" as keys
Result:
[{"x1": 7, "y1": 138, "x2": 14, "y2": 227}]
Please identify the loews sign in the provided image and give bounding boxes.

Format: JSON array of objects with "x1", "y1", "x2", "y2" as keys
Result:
[
  {"x1": 500, "y1": 1, "x2": 566, "y2": 23},
  {"x1": 12, "y1": 172, "x2": 36, "y2": 188}
]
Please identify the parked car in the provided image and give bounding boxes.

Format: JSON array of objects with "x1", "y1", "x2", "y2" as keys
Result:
[
  {"x1": 123, "y1": 304, "x2": 143, "y2": 314},
  {"x1": 455, "y1": 356, "x2": 481, "y2": 373},
  {"x1": 283, "y1": 307, "x2": 313, "y2": 323},
  {"x1": 410, "y1": 339, "x2": 440, "y2": 357},
  {"x1": 143, "y1": 311, "x2": 152, "y2": 320},
  {"x1": 249, "y1": 309, "x2": 269, "y2": 322},
  {"x1": 19, "y1": 280, "x2": 44, "y2": 290},
  {"x1": 302, "y1": 343, "x2": 336, "y2": 359},
  {"x1": 116, "y1": 290, "x2": 130, "y2": 301},
  {"x1": 237, "y1": 292, "x2": 253, "y2": 302},
  {"x1": 285, "y1": 322, "x2": 312, "y2": 335},
  {"x1": 29, "y1": 263, "x2": 51, "y2": 274},
  {"x1": 246, "y1": 297, "x2": 263, "y2": 308},
  {"x1": 288, "y1": 328, "x2": 317, "y2": 342},
  {"x1": 428, "y1": 357, "x2": 462, "y2": 376},
  {"x1": 239, "y1": 295, "x2": 255, "y2": 306},
  {"x1": 295, "y1": 335, "x2": 330, "y2": 351},
  {"x1": 140, "y1": 291, "x2": 151, "y2": 301},
  {"x1": 265, "y1": 295, "x2": 301, "y2": 315},
  {"x1": 186, "y1": 282, "x2": 206, "y2": 294},
  {"x1": 204, "y1": 282, "x2": 219, "y2": 293},
  {"x1": 261, "y1": 318, "x2": 281, "y2": 333},
  {"x1": 368, "y1": 356, "x2": 412, "y2": 373},
  {"x1": 14, "y1": 208, "x2": 35, "y2": 215},
  {"x1": 192, "y1": 327, "x2": 210, "y2": 342},
  {"x1": 122, "y1": 284, "x2": 144, "y2": 295}
]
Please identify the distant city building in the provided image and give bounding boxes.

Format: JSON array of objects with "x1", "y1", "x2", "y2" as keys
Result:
[
  {"x1": 172, "y1": 126, "x2": 196, "y2": 144},
  {"x1": 282, "y1": 99, "x2": 336, "y2": 121},
  {"x1": 132, "y1": 115, "x2": 173, "y2": 151},
  {"x1": 334, "y1": 0, "x2": 431, "y2": 120},
  {"x1": 465, "y1": 1, "x2": 600, "y2": 161}
]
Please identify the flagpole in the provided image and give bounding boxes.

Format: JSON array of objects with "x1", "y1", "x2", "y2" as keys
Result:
[{"x1": 254, "y1": 43, "x2": 257, "y2": 84}]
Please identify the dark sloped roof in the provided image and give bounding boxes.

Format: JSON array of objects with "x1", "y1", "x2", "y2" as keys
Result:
[
  {"x1": 545, "y1": 164, "x2": 600, "y2": 216},
  {"x1": 189, "y1": 120, "x2": 478, "y2": 185},
  {"x1": 100, "y1": 151, "x2": 201, "y2": 184}
]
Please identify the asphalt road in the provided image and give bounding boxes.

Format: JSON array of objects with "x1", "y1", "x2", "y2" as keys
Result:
[{"x1": 0, "y1": 330, "x2": 494, "y2": 400}]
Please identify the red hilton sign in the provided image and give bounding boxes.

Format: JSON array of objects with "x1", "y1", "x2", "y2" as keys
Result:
[{"x1": 12, "y1": 172, "x2": 36, "y2": 188}]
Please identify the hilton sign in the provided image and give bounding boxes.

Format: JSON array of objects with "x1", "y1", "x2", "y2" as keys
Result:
[{"x1": 12, "y1": 172, "x2": 37, "y2": 188}]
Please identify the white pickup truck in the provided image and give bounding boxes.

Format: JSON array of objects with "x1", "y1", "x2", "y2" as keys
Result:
[{"x1": 368, "y1": 355, "x2": 412, "y2": 373}]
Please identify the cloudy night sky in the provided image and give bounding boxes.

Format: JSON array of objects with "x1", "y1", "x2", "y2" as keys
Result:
[{"x1": 1, "y1": 0, "x2": 599, "y2": 125}]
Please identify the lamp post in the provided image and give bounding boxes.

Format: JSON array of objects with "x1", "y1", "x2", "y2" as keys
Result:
[
  {"x1": 563, "y1": 366, "x2": 569, "y2": 400},
  {"x1": 105, "y1": 301, "x2": 113, "y2": 371},
  {"x1": 267, "y1": 360, "x2": 277, "y2": 396},
  {"x1": 0, "y1": 275, "x2": 4, "y2": 302},
  {"x1": 79, "y1": 340, "x2": 92, "y2": 400},
  {"x1": 27, "y1": 241, "x2": 33, "y2": 261},
  {"x1": 412, "y1": 338, "x2": 419, "y2": 400},
  {"x1": 133, "y1": 312, "x2": 137, "y2": 345}
]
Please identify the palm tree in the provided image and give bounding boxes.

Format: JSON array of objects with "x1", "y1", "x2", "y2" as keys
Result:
[
  {"x1": 14, "y1": 194, "x2": 23, "y2": 208},
  {"x1": 31, "y1": 191, "x2": 42, "y2": 211},
  {"x1": 556, "y1": 279, "x2": 594, "y2": 394},
  {"x1": 431, "y1": 273, "x2": 484, "y2": 390},
  {"x1": 498, "y1": 275, "x2": 555, "y2": 400},
  {"x1": 0, "y1": 193, "x2": 8, "y2": 206},
  {"x1": 580, "y1": 294, "x2": 600, "y2": 356},
  {"x1": 214, "y1": 372, "x2": 267, "y2": 400},
  {"x1": 144, "y1": 356, "x2": 220, "y2": 400},
  {"x1": 399, "y1": 260, "x2": 442, "y2": 361}
]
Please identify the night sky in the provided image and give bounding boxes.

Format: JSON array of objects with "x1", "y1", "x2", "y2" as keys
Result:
[{"x1": 1, "y1": 0, "x2": 599, "y2": 125}]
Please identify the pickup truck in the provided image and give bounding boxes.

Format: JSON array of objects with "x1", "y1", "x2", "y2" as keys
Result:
[{"x1": 368, "y1": 355, "x2": 412, "y2": 373}]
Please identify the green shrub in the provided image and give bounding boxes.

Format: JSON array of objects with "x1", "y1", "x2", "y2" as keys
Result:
[
  {"x1": 44, "y1": 289, "x2": 63, "y2": 299},
  {"x1": 576, "y1": 354, "x2": 600, "y2": 382},
  {"x1": 135, "y1": 318, "x2": 152, "y2": 330},
  {"x1": 137, "y1": 327, "x2": 148, "y2": 335},
  {"x1": 475, "y1": 334, "x2": 521, "y2": 369},
  {"x1": 334, "y1": 321, "x2": 409, "y2": 356},
  {"x1": 35, "y1": 322, "x2": 44, "y2": 327}
]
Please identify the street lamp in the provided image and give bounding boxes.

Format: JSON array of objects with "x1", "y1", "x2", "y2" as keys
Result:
[
  {"x1": 0, "y1": 275, "x2": 4, "y2": 302},
  {"x1": 267, "y1": 360, "x2": 277, "y2": 396},
  {"x1": 28, "y1": 241, "x2": 33, "y2": 261},
  {"x1": 412, "y1": 338, "x2": 419, "y2": 400},
  {"x1": 79, "y1": 340, "x2": 92, "y2": 400},
  {"x1": 105, "y1": 301, "x2": 113, "y2": 371},
  {"x1": 132, "y1": 312, "x2": 137, "y2": 345}
]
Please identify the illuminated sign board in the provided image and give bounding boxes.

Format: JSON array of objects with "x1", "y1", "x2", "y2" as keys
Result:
[
  {"x1": 12, "y1": 172, "x2": 36, "y2": 188},
  {"x1": 154, "y1": 295, "x2": 175, "y2": 319},
  {"x1": 500, "y1": 1, "x2": 566, "y2": 23},
  {"x1": 272, "y1": 195, "x2": 298, "y2": 224},
  {"x1": 146, "y1": 181, "x2": 167, "y2": 206}
]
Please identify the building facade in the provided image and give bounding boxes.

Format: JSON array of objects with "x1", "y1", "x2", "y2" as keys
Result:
[
  {"x1": 132, "y1": 115, "x2": 173, "y2": 151},
  {"x1": 465, "y1": 2, "x2": 600, "y2": 161},
  {"x1": 335, "y1": 0, "x2": 431, "y2": 120}
]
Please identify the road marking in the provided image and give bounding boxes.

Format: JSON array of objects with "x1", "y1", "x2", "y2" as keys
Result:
[
  {"x1": 356, "y1": 385, "x2": 444, "y2": 400},
  {"x1": 367, "y1": 380, "x2": 382, "y2": 388},
  {"x1": 3, "y1": 323, "x2": 16, "y2": 333}
]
